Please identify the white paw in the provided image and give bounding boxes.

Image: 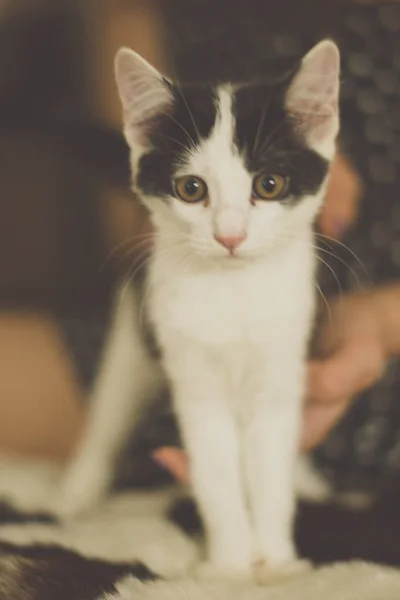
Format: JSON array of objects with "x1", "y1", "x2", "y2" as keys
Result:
[
  {"x1": 253, "y1": 557, "x2": 313, "y2": 586},
  {"x1": 194, "y1": 561, "x2": 252, "y2": 582}
]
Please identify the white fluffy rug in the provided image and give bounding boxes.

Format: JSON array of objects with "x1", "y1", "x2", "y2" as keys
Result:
[{"x1": 108, "y1": 563, "x2": 400, "y2": 600}]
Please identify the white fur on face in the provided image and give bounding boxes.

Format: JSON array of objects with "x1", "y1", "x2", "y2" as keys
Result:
[{"x1": 146, "y1": 86, "x2": 326, "y2": 262}]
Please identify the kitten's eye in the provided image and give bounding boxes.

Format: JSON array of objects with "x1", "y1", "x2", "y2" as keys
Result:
[
  {"x1": 252, "y1": 174, "x2": 288, "y2": 201},
  {"x1": 174, "y1": 176, "x2": 208, "y2": 203}
]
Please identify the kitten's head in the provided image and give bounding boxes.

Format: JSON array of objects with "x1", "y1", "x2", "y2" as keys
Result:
[{"x1": 115, "y1": 40, "x2": 340, "y2": 262}]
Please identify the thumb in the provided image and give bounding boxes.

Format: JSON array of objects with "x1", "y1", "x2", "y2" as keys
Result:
[
  {"x1": 153, "y1": 447, "x2": 189, "y2": 483},
  {"x1": 308, "y1": 338, "x2": 385, "y2": 405},
  {"x1": 301, "y1": 397, "x2": 350, "y2": 451}
]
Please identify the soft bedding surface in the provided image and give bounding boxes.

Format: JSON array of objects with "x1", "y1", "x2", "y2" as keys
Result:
[{"x1": 0, "y1": 456, "x2": 399, "y2": 600}]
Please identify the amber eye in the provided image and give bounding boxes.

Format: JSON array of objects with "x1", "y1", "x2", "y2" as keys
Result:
[
  {"x1": 174, "y1": 176, "x2": 208, "y2": 203},
  {"x1": 252, "y1": 174, "x2": 288, "y2": 201}
]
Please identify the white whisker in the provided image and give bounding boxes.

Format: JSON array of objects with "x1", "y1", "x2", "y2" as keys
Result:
[
  {"x1": 174, "y1": 80, "x2": 202, "y2": 145},
  {"x1": 165, "y1": 112, "x2": 197, "y2": 149},
  {"x1": 311, "y1": 276, "x2": 332, "y2": 330},
  {"x1": 315, "y1": 233, "x2": 371, "y2": 285},
  {"x1": 98, "y1": 234, "x2": 155, "y2": 276}
]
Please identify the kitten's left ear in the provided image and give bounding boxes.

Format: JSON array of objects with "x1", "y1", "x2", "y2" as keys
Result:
[
  {"x1": 115, "y1": 48, "x2": 173, "y2": 144},
  {"x1": 286, "y1": 39, "x2": 340, "y2": 157}
]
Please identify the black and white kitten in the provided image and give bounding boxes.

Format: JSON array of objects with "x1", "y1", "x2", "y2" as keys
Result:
[{"x1": 59, "y1": 39, "x2": 340, "y2": 582}]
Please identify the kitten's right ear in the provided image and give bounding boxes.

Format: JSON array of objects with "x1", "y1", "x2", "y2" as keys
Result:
[
  {"x1": 115, "y1": 48, "x2": 173, "y2": 142},
  {"x1": 286, "y1": 40, "x2": 340, "y2": 158}
]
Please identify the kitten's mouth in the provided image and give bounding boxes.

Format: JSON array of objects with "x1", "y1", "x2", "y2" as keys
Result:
[{"x1": 224, "y1": 248, "x2": 246, "y2": 261}]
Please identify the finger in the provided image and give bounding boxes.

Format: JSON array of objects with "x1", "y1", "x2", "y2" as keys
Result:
[
  {"x1": 312, "y1": 305, "x2": 342, "y2": 358},
  {"x1": 319, "y1": 154, "x2": 362, "y2": 239},
  {"x1": 308, "y1": 339, "x2": 385, "y2": 405},
  {"x1": 301, "y1": 397, "x2": 350, "y2": 451},
  {"x1": 152, "y1": 447, "x2": 189, "y2": 483}
]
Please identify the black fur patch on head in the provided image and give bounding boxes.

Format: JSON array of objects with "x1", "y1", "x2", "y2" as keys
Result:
[
  {"x1": 136, "y1": 77, "x2": 328, "y2": 205},
  {"x1": 233, "y1": 81, "x2": 329, "y2": 203},
  {"x1": 137, "y1": 85, "x2": 218, "y2": 198}
]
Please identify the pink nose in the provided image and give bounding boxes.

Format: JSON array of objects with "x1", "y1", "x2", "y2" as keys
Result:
[{"x1": 214, "y1": 233, "x2": 247, "y2": 252}]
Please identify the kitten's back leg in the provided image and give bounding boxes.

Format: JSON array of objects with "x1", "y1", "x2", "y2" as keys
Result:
[{"x1": 56, "y1": 283, "x2": 163, "y2": 518}]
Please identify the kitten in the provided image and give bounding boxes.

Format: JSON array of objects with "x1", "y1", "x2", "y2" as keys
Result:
[{"x1": 58, "y1": 39, "x2": 340, "y2": 581}]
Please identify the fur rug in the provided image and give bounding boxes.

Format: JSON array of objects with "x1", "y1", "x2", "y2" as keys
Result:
[{"x1": 0, "y1": 456, "x2": 399, "y2": 600}]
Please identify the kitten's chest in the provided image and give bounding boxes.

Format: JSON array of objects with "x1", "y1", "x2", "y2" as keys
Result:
[
  {"x1": 155, "y1": 275, "x2": 263, "y2": 344},
  {"x1": 148, "y1": 257, "x2": 312, "y2": 346}
]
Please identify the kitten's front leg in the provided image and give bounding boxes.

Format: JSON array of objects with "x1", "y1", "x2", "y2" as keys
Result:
[
  {"x1": 166, "y1": 345, "x2": 252, "y2": 578},
  {"x1": 243, "y1": 354, "x2": 309, "y2": 583}
]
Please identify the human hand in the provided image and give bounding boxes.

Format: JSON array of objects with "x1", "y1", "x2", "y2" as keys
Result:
[
  {"x1": 302, "y1": 290, "x2": 388, "y2": 450},
  {"x1": 318, "y1": 153, "x2": 361, "y2": 239}
]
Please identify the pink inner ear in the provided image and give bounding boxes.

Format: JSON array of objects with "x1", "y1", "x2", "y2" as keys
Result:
[
  {"x1": 296, "y1": 106, "x2": 335, "y2": 143},
  {"x1": 289, "y1": 100, "x2": 337, "y2": 145},
  {"x1": 286, "y1": 42, "x2": 340, "y2": 146},
  {"x1": 289, "y1": 64, "x2": 339, "y2": 116},
  {"x1": 116, "y1": 48, "x2": 173, "y2": 139}
]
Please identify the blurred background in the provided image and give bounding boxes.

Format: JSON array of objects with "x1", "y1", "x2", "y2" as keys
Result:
[
  {"x1": 0, "y1": 0, "x2": 400, "y2": 507},
  {"x1": 0, "y1": 0, "x2": 168, "y2": 459}
]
